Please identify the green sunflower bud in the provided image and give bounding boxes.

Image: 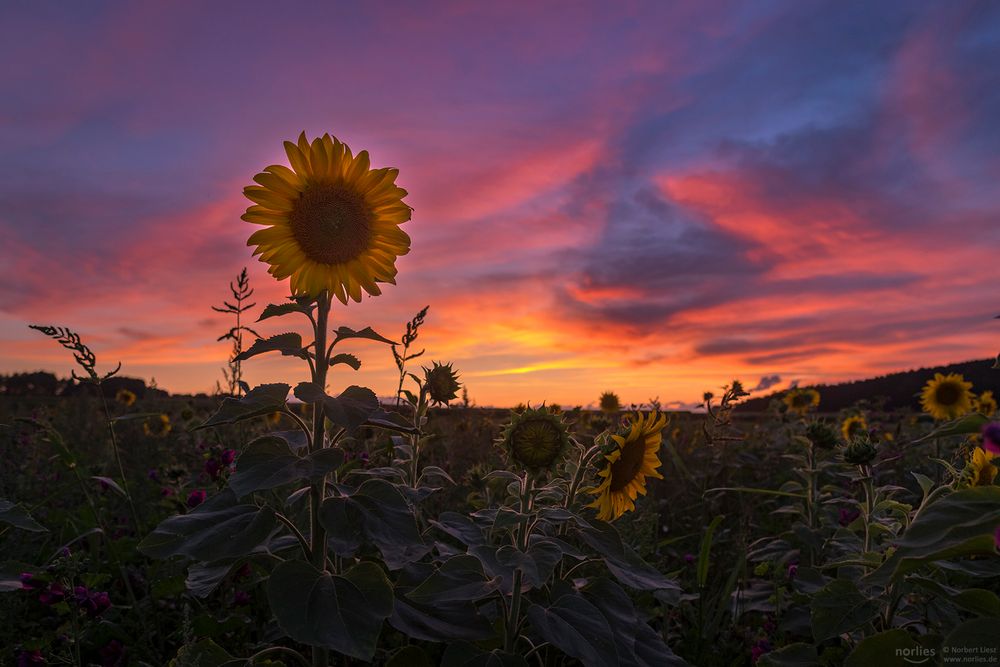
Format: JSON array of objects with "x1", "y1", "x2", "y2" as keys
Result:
[
  {"x1": 842, "y1": 433, "x2": 878, "y2": 466},
  {"x1": 499, "y1": 406, "x2": 571, "y2": 473},
  {"x1": 423, "y1": 361, "x2": 461, "y2": 406}
]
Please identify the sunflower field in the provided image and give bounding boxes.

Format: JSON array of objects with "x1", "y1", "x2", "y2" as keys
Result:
[{"x1": 2, "y1": 134, "x2": 1000, "y2": 667}]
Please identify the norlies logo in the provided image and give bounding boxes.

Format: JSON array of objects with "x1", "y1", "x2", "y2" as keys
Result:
[{"x1": 897, "y1": 647, "x2": 934, "y2": 664}]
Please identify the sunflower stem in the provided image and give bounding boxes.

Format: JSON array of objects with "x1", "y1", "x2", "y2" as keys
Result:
[
  {"x1": 505, "y1": 471, "x2": 534, "y2": 653},
  {"x1": 309, "y1": 292, "x2": 332, "y2": 667}
]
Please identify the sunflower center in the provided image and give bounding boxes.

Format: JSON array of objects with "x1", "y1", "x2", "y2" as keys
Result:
[
  {"x1": 511, "y1": 420, "x2": 562, "y2": 468},
  {"x1": 609, "y1": 437, "x2": 646, "y2": 492},
  {"x1": 934, "y1": 382, "x2": 961, "y2": 406},
  {"x1": 288, "y1": 181, "x2": 372, "y2": 265}
]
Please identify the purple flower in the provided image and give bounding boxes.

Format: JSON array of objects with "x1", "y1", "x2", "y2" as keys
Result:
[
  {"x1": 204, "y1": 458, "x2": 221, "y2": 480},
  {"x1": 74, "y1": 586, "x2": 111, "y2": 617},
  {"x1": 38, "y1": 582, "x2": 65, "y2": 605},
  {"x1": 751, "y1": 640, "x2": 772, "y2": 664},
  {"x1": 233, "y1": 590, "x2": 251, "y2": 606},
  {"x1": 17, "y1": 650, "x2": 44, "y2": 666},
  {"x1": 359, "y1": 451, "x2": 370, "y2": 466},
  {"x1": 983, "y1": 423, "x2": 1000, "y2": 455},
  {"x1": 20, "y1": 573, "x2": 35, "y2": 590},
  {"x1": 161, "y1": 486, "x2": 174, "y2": 497},
  {"x1": 187, "y1": 490, "x2": 206, "y2": 508},
  {"x1": 220, "y1": 449, "x2": 236, "y2": 465},
  {"x1": 683, "y1": 553, "x2": 695, "y2": 564},
  {"x1": 839, "y1": 508, "x2": 860, "y2": 526},
  {"x1": 787, "y1": 563, "x2": 798, "y2": 579},
  {"x1": 234, "y1": 563, "x2": 253, "y2": 581},
  {"x1": 99, "y1": 640, "x2": 125, "y2": 667},
  {"x1": 147, "y1": 468, "x2": 160, "y2": 481}
]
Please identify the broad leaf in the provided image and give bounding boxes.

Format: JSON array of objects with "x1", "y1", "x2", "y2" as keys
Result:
[
  {"x1": 234, "y1": 332, "x2": 308, "y2": 361},
  {"x1": 330, "y1": 353, "x2": 361, "y2": 370},
  {"x1": 430, "y1": 511, "x2": 487, "y2": 547},
  {"x1": 496, "y1": 539, "x2": 562, "y2": 589},
  {"x1": 914, "y1": 412, "x2": 989, "y2": 442},
  {"x1": 810, "y1": 579, "x2": 879, "y2": 642},
  {"x1": 257, "y1": 302, "x2": 311, "y2": 322},
  {"x1": 942, "y1": 618, "x2": 1000, "y2": 658},
  {"x1": 0, "y1": 499, "x2": 46, "y2": 532},
  {"x1": 389, "y1": 595, "x2": 496, "y2": 642},
  {"x1": 267, "y1": 560, "x2": 393, "y2": 660},
  {"x1": 844, "y1": 629, "x2": 922, "y2": 667},
  {"x1": 197, "y1": 383, "x2": 290, "y2": 429},
  {"x1": 758, "y1": 643, "x2": 819, "y2": 667},
  {"x1": 138, "y1": 491, "x2": 276, "y2": 561},
  {"x1": 293, "y1": 383, "x2": 379, "y2": 432},
  {"x1": 576, "y1": 520, "x2": 681, "y2": 592},
  {"x1": 407, "y1": 555, "x2": 499, "y2": 604},
  {"x1": 527, "y1": 593, "x2": 618, "y2": 667},
  {"x1": 332, "y1": 326, "x2": 396, "y2": 347},
  {"x1": 229, "y1": 436, "x2": 343, "y2": 498}
]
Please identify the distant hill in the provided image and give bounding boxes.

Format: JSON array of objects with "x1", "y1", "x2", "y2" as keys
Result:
[{"x1": 737, "y1": 358, "x2": 1000, "y2": 413}]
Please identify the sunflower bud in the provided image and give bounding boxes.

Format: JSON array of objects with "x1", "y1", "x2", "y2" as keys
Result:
[
  {"x1": 499, "y1": 406, "x2": 570, "y2": 472},
  {"x1": 805, "y1": 421, "x2": 839, "y2": 450},
  {"x1": 423, "y1": 362, "x2": 461, "y2": 406},
  {"x1": 842, "y1": 434, "x2": 878, "y2": 466}
]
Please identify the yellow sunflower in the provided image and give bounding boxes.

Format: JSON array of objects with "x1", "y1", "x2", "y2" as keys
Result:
[
  {"x1": 974, "y1": 390, "x2": 998, "y2": 417},
  {"x1": 144, "y1": 414, "x2": 172, "y2": 438},
  {"x1": 783, "y1": 388, "x2": 820, "y2": 416},
  {"x1": 841, "y1": 414, "x2": 867, "y2": 442},
  {"x1": 242, "y1": 132, "x2": 411, "y2": 303},
  {"x1": 588, "y1": 412, "x2": 667, "y2": 522},
  {"x1": 115, "y1": 388, "x2": 137, "y2": 407},
  {"x1": 920, "y1": 373, "x2": 974, "y2": 421},
  {"x1": 965, "y1": 447, "x2": 997, "y2": 487}
]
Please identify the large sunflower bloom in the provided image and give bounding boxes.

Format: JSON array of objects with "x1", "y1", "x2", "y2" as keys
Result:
[
  {"x1": 783, "y1": 388, "x2": 820, "y2": 416},
  {"x1": 242, "y1": 132, "x2": 411, "y2": 303},
  {"x1": 920, "y1": 373, "x2": 974, "y2": 421},
  {"x1": 588, "y1": 412, "x2": 667, "y2": 522},
  {"x1": 965, "y1": 447, "x2": 997, "y2": 487},
  {"x1": 841, "y1": 414, "x2": 867, "y2": 442}
]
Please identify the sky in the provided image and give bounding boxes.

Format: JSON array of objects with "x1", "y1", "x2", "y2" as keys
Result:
[{"x1": 1, "y1": 1, "x2": 999, "y2": 408}]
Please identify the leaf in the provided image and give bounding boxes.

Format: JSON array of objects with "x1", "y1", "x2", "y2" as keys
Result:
[
  {"x1": 168, "y1": 638, "x2": 240, "y2": 667},
  {"x1": 92, "y1": 476, "x2": 127, "y2": 498},
  {"x1": 527, "y1": 593, "x2": 618, "y2": 667},
  {"x1": 441, "y1": 642, "x2": 528, "y2": 667},
  {"x1": 575, "y1": 520, "x2": 681, "y2": 592},
  {"x1": 634, "y1": 621, "x2": 689, "y2": 666},
  {"x1": 910, "y1": 577, "x2": 1000, "y2": 617},
  {"x1": 319, "y1": 479, "x2": 429, "y2": 569},
  {"x1": 185, "y1": 561, "x2": 235, "y2": 599},
  {"x1": 844, "y1": 629, "x2": 922, "y2": 667},
  {"x1": 697, "y1": 515, "x2": 724, "y2": 589},
  {"x1": 229, "y1": 436, "x2": 344, "y2": 498},
  {"x1": 267, "y1": 560, "x2": 393, "y2": 660},
  {"x1": 293, "y1": 383, "x2": 379, "y2": 432},
  {"x1": 914, "y1": 412, "x2": 989, "y2": 442},
  {"x1": 757, "y1": 643, "x2": 819, "y2": 667},
  {"x1": 389, "y1": 594, "x2": 495, "y2": 642},
  {"x1": 0, "y1": 499, "x2": 46, "y2": 532},
  {"x1": 138, "y1": 491, "x2": 277, "y2": 561},
  {"x1": 429, "y1": 511, "x2": 487, "y2": 547},
  {"x1": 942, "y1": 618, "x2": 1000, "y2": 658},
  {"x1": 810, "y1": 579, "x2": 879, "y2": 642},
  {"x1": 867, "y1": 486, "x2": 1000, "y2": 584},
  {"x1": 496, "y1": 539, "x2": 562, "y2": 589},
  {"x1": 332, "y1": 326, "x2": 396, "y2": 347},
  {"x1": 197, "y1": 383, "x2": 290, "y2": 430},
  {"x1": 407, "y1": 555, "x2": 500, "y2": 604},
  {"x1": 330, "y1": 353, "x2": 361, "y2": 370},
  {"x1": 257, "y1": 302, "x2": 311, "y2": 322},
  {"x1": 234, "y1": 332, "x2": 308, "y2": 362}
]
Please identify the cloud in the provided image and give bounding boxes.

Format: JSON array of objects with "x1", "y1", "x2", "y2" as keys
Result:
[{"x1": 750, "y1": 375, "x2": 782, "y2": 392}]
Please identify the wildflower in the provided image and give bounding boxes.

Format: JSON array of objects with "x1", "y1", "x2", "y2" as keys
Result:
[
  {"x1": 143, "y1": 414, "x2": 171, "y2": 437},
  {"x1": 920, "y1": 373, "x2": 973, "y2": 421},
  {"x1": 589, "y1": 412, "x2": 668, "y2": 521},
  {"x1": 805, "y1": 421, "x2": 839, "y2": 449},
  {"x1": 842, "y1": 433, "x2": 878, "y2": 466},
  {"x1": 982, "y1": 422, "x2": 1000, "y2": 455},
  {"x1": 147, "y1": 468, "x2": 160, "y2": 481},
  {"x1": 423, "y1": 361, "x2": 461, "y2": 406},
  {"x1": 160, "y1": 487, "x2": 174, "y2": 497},
  {"x1": 233, "y1": 590, "x2": 252, "y2": 607},
  {"x1": 684, "y1": 553, "x2": 695, "y2": 564},
  {"x1": 838, "y1": 507, "x2": 860, "y2": 526},
  {"x1": 242, "y1": 132, "x2": 411, "y2": 301},
  {"x1": 234, "y1": 563, "x2": 253, "y2": 581},
  {"x1": 964, "y1": 448, "x2": 997, "y2": 487},
  {"x1": 840, "y1": 414, "x2": 867, "y2": 443},
  {"x1": 204, "y1": 457, "x2": 222, "y2": 480},
  {"x1": 17, "y1": 650, "x2": 44, "y2": 666},
  {"x1": 598, "y1": 391, "x2": 621, "y2": 415},
  {"x1": 787, "y1": 562, "x2": 798, "y2": 579},
  {"x1": 783, "y1": 388, "x2": 820, "y2": 416},
  {"x1": 751, "y1": 640, "x2": 772, "y2": 664},
  {"x1": 359, "y1": 450, "x2": 370, "y2": 466},
  {"x1": 499, "y1": 406, "x2": 570, "y2": 473},
  {"x1": 74, "y1": 586, "x2": 111, "y2": 617},
  {"x1": 99, "y1": 640, "x2": 125, "y2": 667},
  {"x1": 180, "y1": 406, "x2": 195, "y2": 421},
  {"x1": 220, "y1": 448, "x2": 236, "y2": 466},
  {"x1": 974, "y1": 391, "x2": 998, "y2": 416},
  {"x1": 38, "y1": 582, "x2": 65, "y2": 605},
  {"x1": 187, "y1": 490, "x2": 207, "y2": 508},
  {"x1": 115, "y1": 388, "x2": 136, "y2": 407}
]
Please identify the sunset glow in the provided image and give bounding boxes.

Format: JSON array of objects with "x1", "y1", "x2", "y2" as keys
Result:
[{"x1": 1, "y1": 2, "x2": 998, "y2": 406}]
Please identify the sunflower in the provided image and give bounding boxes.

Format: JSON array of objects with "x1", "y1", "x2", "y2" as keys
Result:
[
  {"x1": 115, "y1": 388, "x2": 137, "y2": 407},
  {"x1": 841, "y1": 414, "x2": 867, "y2": 442},
  {"x1": 242, "y1": 132, "x2": 411, "y2": 302},
  {"x1": 964, "y1": 447, "x2": 997, "y2": 487},
  {"x1": 974, "y1": 391, "x2": 998, "y2": 417},
  {"x1": 588, "y1": 411, "x2": 667, "y2": 522},
  {"x1": 499, "y1": 406, "x2": 571, "y2": 473},
  {"x1": 144, "y1": 414, "x2": 172, "y2": 438},
  {"x1": 920, "y1": 372, "x2": 973, "y2": 421},
  {"x1": 598, "y1": 391, "x2": 621, "y2": 415},
  {"x1": 783, "y1": 388, "x2": 820, "y2": 416},
  {"x1": 423, "y1": 362, "x2": 461, "y2": 406}
]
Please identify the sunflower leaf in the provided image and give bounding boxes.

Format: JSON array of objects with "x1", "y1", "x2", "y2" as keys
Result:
[
  {"x1": 196, "y1": 383, "x2": 290, "y2": 430},
  {"x1": 257, "y1": 302, "x2": 312, "y2": 322},
  {"x1": 912, "y1": 412, "x2": 989, "y2": 443},
  {"x1": 330, "y1": 353, "x2": 361, "y2": 370},
  {"x1": 293, "y1": 383, "x2": 379, "y2": 432},
  {"x1": 0, "y1": 499, "x2": 46, "y2": 532},
  {"x1": 229, "y1": 435, "x2": 344, "y2": 498},
  {"x1": 406, "y1": 555, "x2": 500, "y2": 605},
  {"x1": 234, "y1": 332, "x2": 309, "y2": 362},
  {"x1": 332, "y1": 326, "x2": 397, "y2": 347},
  {"x1": 526, "y1": 593, "x2": 618, "y2": 667}
]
